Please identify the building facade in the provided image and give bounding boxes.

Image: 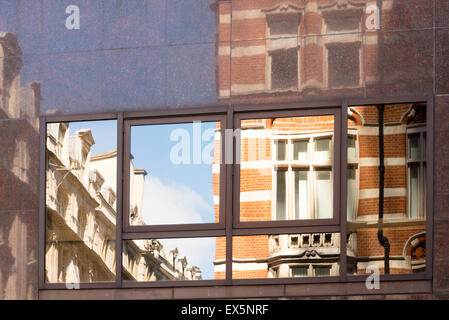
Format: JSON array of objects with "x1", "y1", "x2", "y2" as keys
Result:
[
  {"x1": 45, "y1": 122, "x2": 202, "y2": 283},
  {"x1": 0, "y1": 0, "x2": 448, "y2": 300},
  {"x1": 214, "y1": 105, "x2": 426, "y2": 279}
]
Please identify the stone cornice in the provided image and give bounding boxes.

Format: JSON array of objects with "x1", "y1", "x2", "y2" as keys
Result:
[
  {"x1": 262, "y1": 1, "x2": 305, "y2": 14},
  {"x1": 318, "y1": 0, "x2": 366, "y2": 10}
]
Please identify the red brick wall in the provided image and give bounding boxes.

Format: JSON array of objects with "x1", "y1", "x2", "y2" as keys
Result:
[
  {"x1": 214, "y1": 0, "x2": 427, "y2": 279},
  {"x1": 356, "y1": 226, "x2": 425, "y2": 257},
  {"x1": 214, "y1": 109, "x2": 426, "y2": 278}
]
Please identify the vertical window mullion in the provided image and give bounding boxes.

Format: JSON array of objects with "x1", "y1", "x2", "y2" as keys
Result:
[
  {"x1": 420, "y1": 132, "x2": 425, "y2": 219},
  {"x1": 310, "y1": 137, "x2": 315, "y2": 219},
  {"x1": 288, "y1": 139, "x2": 292, "y2": 220}
]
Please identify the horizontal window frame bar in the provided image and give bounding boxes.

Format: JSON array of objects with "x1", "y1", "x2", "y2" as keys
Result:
[
  {"x1": 231, "y1": 225, "x2": 340, "y2": 236},
  {"x1": 42, "y1": 112, "x2": 119, "y2": 123},
  {"x1": 121, "y1": 280, "x2": 228, "y2": 288},
  {"x1": 121, "y1": 230, "x2": 226, "y2": 240},
  {"x1": 38, "y1": 280, "x2": 432, "y2": 298},
  {"x1": 123, "y1": 222, "x2": 226, "y2": 234},
  {"x1": 42, "y1": 282, "x2": 118, "y2": 290},
  {"x1": 123, "y1": 104, "x2": 230, "y2": 120},
  {"x1": 234, "y1": 220, "x2": 340, "y2": 230},
  {"x1": 345, "y1": 272, "x2": 431, "y2": 282}
]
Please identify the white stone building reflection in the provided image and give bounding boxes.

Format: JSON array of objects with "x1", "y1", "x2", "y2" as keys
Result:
[{"x1": 45, "y1": 123, "x2": 201, "y2": 283}]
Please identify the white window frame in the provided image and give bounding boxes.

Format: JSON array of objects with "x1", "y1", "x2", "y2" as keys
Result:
[
  {"x1": 347, "y1": 129, "x2": 359, "y2": 221},
  {"x1": 290, "y1": 264, "x2": 310, "y2": 277},
  {"x1": 406, "y1": 125, "x2": 426, "y2": 219},
  {"x1": 289, "y1": 263, "x2": 335, "y2": 277},
  {"x1": 272, "y1": 131, "x2": 334, "y2": 221}
]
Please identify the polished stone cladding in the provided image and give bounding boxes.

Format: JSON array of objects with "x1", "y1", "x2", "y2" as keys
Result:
[{"x1": 0, "y1": 0, "x2": 448, "y2": 299}]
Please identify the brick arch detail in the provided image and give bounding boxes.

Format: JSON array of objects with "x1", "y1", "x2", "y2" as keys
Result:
[
  {"x1": 348, "y1": 107, "x2": 364, "y2": 125},
  {"x1": 403, "y1": 232, "x2": 426, "y2": 258},
  {"x1": 400, "y1": 103, "x2": 426, "y2": 125}
]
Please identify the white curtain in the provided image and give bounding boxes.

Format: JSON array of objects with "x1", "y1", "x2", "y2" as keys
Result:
[
  {"x1": 315, "y1": 138, "x2": 331, "y2": 162},
  {"x1": 347, "y1": 168, "x2": 356, "y2": 221},
  {"x1": 410, "y1": 165, "x2": 419, "y2": 218},
  {"x1": 295, "y1": 171, "x2": 309, "y2": 219},
  {"x1": 293, "y1": 140, "x2": 308, "y2": 162},
  {"x1": 316, "y1": 171, "x2": 332, "y2": 219},
  {"x1": 276, "y1": 171, "x2": 286, "y2": 220}
]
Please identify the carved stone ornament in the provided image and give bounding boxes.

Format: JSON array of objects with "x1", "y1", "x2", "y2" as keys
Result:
[
  {"x1": 261, "y1": 1, "x2": 305, "y2": 14},
  {"x1": 144, "y1": 239, "x2": 162, "y2": 254},
  {"x1": 318, "y1": 0, "x2": 366, "y2": 10}
]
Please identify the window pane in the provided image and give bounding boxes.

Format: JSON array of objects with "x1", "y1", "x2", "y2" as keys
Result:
[
  {"x1": 276, "y1": 171, "x2": 287, "y2": 220},
  {"x1": 348, "y1": 136, "x2": 357, "y2": 161},
  {"x1": 129, "y1": 121, "x2": 220, "y2": 226},
  {"x1": 423, "y1": 163, "x2": 427, "y2": 217},
  {"x1": 347, "y1": 168, "x2": 357, "y2": 221},
  {"x1": 315, "y1": 138, "x2": 331, "y2": 162},
  {"x1": 293, "y1": 140, "x2": 308, "y2": 162},
  {"x1": 295, "y1": 171, "x2": 309, "y2": 219},
  {"x1": 347, "y1": 226, "x2": 426, "y2": 275},
  {"x1": 328, "y1": 43, "x2": 360, "y2": 87},
  {"x1": 123, "y1": 237, "x2": 225, "y2": 281},
  {"x1": 409, "y1": 134, "x2": 420, "y2": 160},
  {"x1": 46, "y1": 120, "x2": 117, "y2": 284},
  {"x1": 346, "y1": 103, "x2": 427, "y2": 275},
  {"x1": 271, "y1": 49, "x2": 298, "y2": 90},
  {"x1": 268, "y1": 15, "x2": 299, "y2": 38},
  {"x1": 423, "y1": 133, "x2": 426, "y2": 160},
  {"x1": 275, "y1": 140, "x2": 286, "y2": 161},
  {"x1": 233, "y1": 234, "x2": 340, "y2": 279},
  {"x1": 314, "y1": 266, "x2": 331, "y2": 277},
  {"x1": 316, "y1": 171, "x2": 332, "y2": 219},
  {"x1": 410, "y1": 165, "x2": 419, "y2": 218},
  {"x1": 291, "y1": 266, "x2": 308, "y2": 277},
  {"x1": 239, "y1": 115, "x2": 334, "y2": 222}
]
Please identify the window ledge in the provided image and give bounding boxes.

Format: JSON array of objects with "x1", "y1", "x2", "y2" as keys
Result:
[
  {"x1": 38, "y1": 279, "x2": 432, "y2": 300},
  {"x1": 347, "y1": 217, "x2": 426, "y2": 229}
]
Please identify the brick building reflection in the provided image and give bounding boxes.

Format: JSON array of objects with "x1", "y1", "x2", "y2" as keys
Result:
[
  {"x1": 212, "y1": 0, "x2": 426, "y2": 278},
  {"x1": 214, "y1": 0, "x2": 430, "y2": 101}
]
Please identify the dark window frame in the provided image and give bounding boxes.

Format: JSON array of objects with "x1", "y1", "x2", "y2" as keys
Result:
[
  {"x1": 123, "y1": 114, "x2": 228, "y2": 234},
  {"x1": 38, "y1": 95, "x2": 433, "y2": 292},
  {"x1": 233, "y1": 108, "x2": 341, "y2": 229}
]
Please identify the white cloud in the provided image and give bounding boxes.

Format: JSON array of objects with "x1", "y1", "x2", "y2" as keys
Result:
[
  {"x1": 140, "y1": 177, "x2": 217, "y2": 279},
  {"x1": 159, "y1": 237, "x2": 217, "y2": 280},
  {"x1": 141, "y1": 176, "x2": 213, "y2": 225}
]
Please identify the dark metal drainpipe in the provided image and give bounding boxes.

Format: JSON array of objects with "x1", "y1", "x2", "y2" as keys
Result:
[{"x1": 377, "y1": 104, "x2": 390, "y2": 274}]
